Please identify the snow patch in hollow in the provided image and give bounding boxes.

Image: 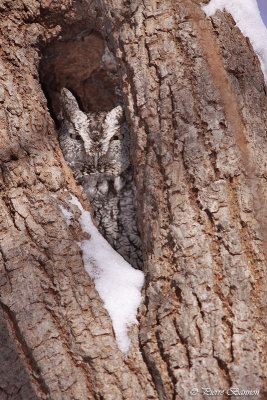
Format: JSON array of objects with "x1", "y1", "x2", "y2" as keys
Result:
[
  {"x1": 59, "y1": 205, "x2": 74, "y2": 226},
  {"x1": 60, "y1": 194, "x2": 144, "y2": 354},
  {"x1": 203, "y1": 0, "x2": 267, "y2": 83}
]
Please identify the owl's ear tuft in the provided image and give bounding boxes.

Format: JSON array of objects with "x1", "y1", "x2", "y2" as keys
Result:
[
  {"x1": 59, "y1": 88, "x2": 92, "y2": 153},
  {"x1": 103, "y1": 106, "x2": 124, "y2": 142},
  {"x1": 106, "y1": 105, "x2": 123, "y2": 124},
  {"x1": 60, "y1": 88, "x2": 82, "y2": 119}
]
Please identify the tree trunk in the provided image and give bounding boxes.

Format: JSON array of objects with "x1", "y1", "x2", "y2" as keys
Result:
[{"x1": 0, "y1": 1, "x2": 266, "y2": 399}]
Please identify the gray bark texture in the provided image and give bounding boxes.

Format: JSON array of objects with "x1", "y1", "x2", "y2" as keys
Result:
[{"x1": 0, "y1": 0, "x2": 266, "y2": 399}]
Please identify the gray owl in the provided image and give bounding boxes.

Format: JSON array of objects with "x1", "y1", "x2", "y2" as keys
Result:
[{"x1": 58, "y1": 88, "x2": 142, "y2": 269}]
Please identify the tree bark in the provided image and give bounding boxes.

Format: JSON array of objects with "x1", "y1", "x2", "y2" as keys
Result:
[{"x1": 0, "y1": 1, "x2": 266, "y2": 399}]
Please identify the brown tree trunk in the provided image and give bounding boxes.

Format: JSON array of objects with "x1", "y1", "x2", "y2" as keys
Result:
[{"x1": 0, "y1": 1, "x2": 266, "y2": 399}]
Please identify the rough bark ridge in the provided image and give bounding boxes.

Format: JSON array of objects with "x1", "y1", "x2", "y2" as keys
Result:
[
  {"x1": 0, "y1": 0, "x2": 266, "y2": 399},
  {"x1": 100, "y1": 0, "x2": 266, "y2": 398},
  {"x1": 0, "y1": 2, "x2": 156, "y2": 400}
]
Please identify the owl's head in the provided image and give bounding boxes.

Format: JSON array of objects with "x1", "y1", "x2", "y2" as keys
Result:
[{"x1": 59, "y1": 88, "x2": 130, "y2": 176}]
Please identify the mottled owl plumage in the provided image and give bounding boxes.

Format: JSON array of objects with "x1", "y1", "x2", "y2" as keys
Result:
[{"x1": 58, "y1": 88, "x2": 142, "y2": 269}]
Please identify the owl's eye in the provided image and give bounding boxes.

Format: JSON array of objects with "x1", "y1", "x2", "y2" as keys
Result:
[
  {"x1": 70, "y1": 133, "x2": 82, "y2": 140},
  {"x1": 112, "y1": 134, "x2": 124, "y2": 141}
]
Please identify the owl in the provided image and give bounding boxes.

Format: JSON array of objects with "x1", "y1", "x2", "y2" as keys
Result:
[{"x1": 58, "y1": 88, "x2": 142, "y2": 269}]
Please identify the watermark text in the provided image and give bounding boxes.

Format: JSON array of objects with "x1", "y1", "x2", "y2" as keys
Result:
[{"x1": 189, "y1": 387, "x2": 260, "y2": 396}]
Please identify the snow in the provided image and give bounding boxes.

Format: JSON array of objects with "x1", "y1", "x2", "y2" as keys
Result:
[
  {"x1": 59, "y1": 205, "x2": 74, "y2": 226},
  {"x1": 60, "y1": 194, "x2": 144, "y2": 354},
  {"x1": 203, "y1": 0, "x2": 267, "y2": 83}
]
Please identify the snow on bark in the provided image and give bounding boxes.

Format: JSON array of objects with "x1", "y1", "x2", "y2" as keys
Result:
[
  {"x1": 60, "y1": 194, "x2": 144, "y2": 354},
  {"x1": 203, "y1": 0, "x2": 267, "y2": 82}
]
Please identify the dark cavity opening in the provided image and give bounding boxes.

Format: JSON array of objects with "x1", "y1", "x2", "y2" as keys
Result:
[
  {"x1": 38, "y1": 26, "x2": 143, "y2": 270},
  {"x1": 39, "y1": 23, "x2": 120, "y2": 125}
]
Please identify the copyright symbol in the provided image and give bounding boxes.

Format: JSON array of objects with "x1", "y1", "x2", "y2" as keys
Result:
[{"x1": 190, "y1": 388, "x2": 198, "y2": 395}]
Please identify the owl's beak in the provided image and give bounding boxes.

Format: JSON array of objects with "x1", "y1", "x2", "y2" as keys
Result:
[{"x1": 94, "y1": 153, "x2": 99, "y2": 168}]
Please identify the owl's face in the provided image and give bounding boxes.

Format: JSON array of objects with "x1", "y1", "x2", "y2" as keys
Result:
[{"x1": 59, "y1": 88, "x2": 130, "y2": 177}]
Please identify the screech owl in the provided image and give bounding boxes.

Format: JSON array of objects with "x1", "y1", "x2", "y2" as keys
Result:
[{"x1": 58, "y1": 88, "x2": 142, "y2": 269}]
